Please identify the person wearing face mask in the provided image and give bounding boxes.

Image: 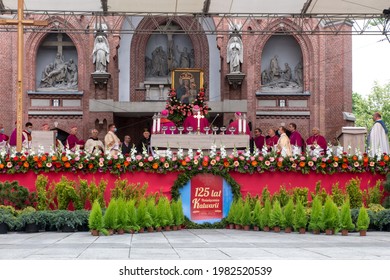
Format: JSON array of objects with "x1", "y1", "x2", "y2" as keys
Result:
[
  {"x1": 0, "y1": 124, "x2": 9, "y2": 151},
  {"x1": 104, "y1": 123, "x2": 121, "y2": 156},
  {"x1": 9, "y1": 122, "x2": 33, "y2": 150}
]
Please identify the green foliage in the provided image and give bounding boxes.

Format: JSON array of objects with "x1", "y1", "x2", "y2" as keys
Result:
[
  {"x1": 308, "y1": 196, "x2": 323, "y2": 232},
  {"x1": 251, "y1": 199, "x2": 262, "y2": 227},
  {"x1": 175, "y1": 199, "x2": 185, "y2": 226},
  {"x1": 0, "y1": 181, "x2": 36, "y2": 210},
  {"x1": 53, "y1": 210, "x2": 82, "y2": 230},
  {"x1": 136, "y1": 198, "x2": 153, "y2": 228},
  {"x1": 270, "y1": 200, "x2": 284, "y2": 228},
  {"x1": 226, "y1": 200, "x2": 237, "y2": 225},
  {"x1": 356, "y1": 206, "x2": 370, "y2": 231},
  {"x1": 282, "y1": 199, "x2": 294, "y2": 229},
  {"x1": 110, "y1": 179, "x2": 148, "y2": 201},
  {"x1": 35, "y1": 174, "x2": 51, "y2": 211},
  {"x1": 88, "y1": 179, "x2": 107, "y2": 209},
  {"x1": 232, "y1": 199, "x2": 243, "y2": 225},
  {"x1": 74, "y1": 178, "x2": 89, "y2": 210},
  {"x1": 240, "y1": 196, "x2": 252, "y2": 226},
  {"x1": 116, "y1": 198, "x2": 128, "y2": 230},
  {"x1": 156, "y1": 197, "x2": 173, "y2": 227},
  {"x1": 293, "y1": 199, "x2": 307, "y2": 230},
  {"x1": 261, "y1": 187, "x2": 271, "y2": 205},
  {"x1": 88, "y1": 200, "x2": 104, "y2": 231},
  {"x1": 146, "y1": 197, "x2": 158, "y2": 227},
  {"x1": 346, "y1": 178, "x2": 363, "y2": 209},
  {"x1": 103, "y1": 199, "x2": 118, "y2": 230},
  {"x1": 261, "y1": 198, "x2": 272, "y2": 228},
  {"x1": 126, "y1": 199, "x2": 139, "y2": 231},
  {"x1": 0, "y1": 208, "x2": 17, "y2": 230},
  {"x1": 272, "y1": 185, "x2": 291, "y2": 207},
  {"x1": 339, "y1": 200, "x2": 354, "y2": 231},
  {"x1": 367, "y1": 180, "x2": 384, "y2": 205},
  {"x1": 322, "y1": 197, "x2": 339, "y2": 231},
  {"x1": 331, "y1": 182, "x2": 346, "y2": 207},
  {"x1": 384, "y1": 173, "x2": 390, "y2": 193},
  {"x1": 292, "y1": 187, "x2": 308, "y2": 207},
  {"x1": 54, "y1": 176, "x2": 79, "y2": 210}
]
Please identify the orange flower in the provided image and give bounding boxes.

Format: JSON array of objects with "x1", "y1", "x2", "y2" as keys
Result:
[
  {"x1": 342, "y1": 163, "x2": 348, "y2": 169},
  {"x1": 363, "y1": 157, "x2": 369, "y2": 163},
  {"x1": 223, "y1": 161, "x2": 230, "y2": 167},
  {"x1": 277, "y1": 161, "x2": 283, "y2": 167},
  {"x1": 37, "y1": 162, "x2": 43, "y2": 168},
  {"x1": 61, "y1": 156, "x2": 68, "y2": 162},
  {"x1": 352, "y1": 155, "x2": 358, "y2": 161},
  {"x1": 33, "y1": 156, "x2": 39, "y2": 162},
  {"x1": 202, "y1": 161, "x2": 208, "y2": 167},
  {"x1": 64, "y1": 162, "x2": 71, "y2": 168},
  {"x1": 51, "y1": 155, "x2": 58, "y2": 161},
  {"x1": 20, "y1": 156, "x2": 27, "y2": 161},
  {"x1": 343, "y1": 157, "x2": 348, "y2": 163},
  {"x1": 384, "y1": 155, "x2": 389, "y2": 162},
  {"x1": 0, "y1": 163, "x2": 4, "y2": 169},
  {"x1": 181, "y1": 160, "x2": 187, "y2": 166},
  {"x1": 41, "y1": 155, "x2": 47, "y2": 161},
  {"x1": 116, "y1": 163, "x2": 121, "y2": 169},
  {"x1": 320, "y1": 162, "x2": 326, "y2": 168},
  {"x1": 88, "y1": 163, "x2": 94, "y2": 169},
  {"x1": 124, "y1": 161, "x2": 130, "y2": 167},
  {"x1": 152, "y1": 163, "x2": 159, "y2": 169},
  {"x1": 251, "y1": 161, "x2": 258, "y2": 167},
  {"x1": 299, "y1": 161, "x2": 306, "y2": 168},
  {"x1": 333, "y1": 156, "x2": 339, "y2": 162}
]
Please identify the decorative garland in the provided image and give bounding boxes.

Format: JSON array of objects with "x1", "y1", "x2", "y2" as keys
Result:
[{"x1": 170, "y1": 169, "x2": 241, "y2": 201}]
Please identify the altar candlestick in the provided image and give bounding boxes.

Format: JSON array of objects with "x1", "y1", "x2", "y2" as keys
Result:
[
  {"x1": 238, "y1": 117, "x2": 242, "y2": 134},
  {"x1": 243, "y1": 114, "x2": 247, "y2": 134},
  {"x1": 152, "y1": 114, "x2": 157, "y2": 133}
]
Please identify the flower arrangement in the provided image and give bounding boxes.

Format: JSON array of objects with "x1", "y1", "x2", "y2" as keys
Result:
[
  {"x1": 165, "y1": 88, "x2": 211, "y2": 125},
  {"x1": 0, "y1": 146, "x2": 389, "y2": 176}
]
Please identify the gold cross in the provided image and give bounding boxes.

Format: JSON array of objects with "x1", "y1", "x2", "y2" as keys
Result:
[{"x1": 0, "y1": 0, "x2": 48, "y2": 151}]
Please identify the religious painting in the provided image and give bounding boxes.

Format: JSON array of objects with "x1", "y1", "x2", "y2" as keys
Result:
[{"x1": 171, "y1": 68, "x2": 204, "y2": 104}]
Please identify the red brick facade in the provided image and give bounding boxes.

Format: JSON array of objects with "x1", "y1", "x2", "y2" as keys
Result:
[{"x1": 0, "y1": 16, "x2": 352, "y2": 145}]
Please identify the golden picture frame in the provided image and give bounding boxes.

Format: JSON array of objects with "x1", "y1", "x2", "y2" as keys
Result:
[{"x1": 171, "y1": 68, "x2": 204, "y2": 104}]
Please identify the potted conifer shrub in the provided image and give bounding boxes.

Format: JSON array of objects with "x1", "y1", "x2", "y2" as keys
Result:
[
  {"x1": 126, "y1": 199, "x2": 140, "y2": 233},
  {"x1": 54, "y1": 210, "x2": 82, "y2": 232},
  {"x1": 240, "y1": 196, "x2": 252, "y2": 231},
  {"x1": 88, "y1": 200, "x2": 105, "y2": 236},
  {"x1": 116, "y1": 198, "x2": 128, "y2": 234},
  {"x1": 233, "y1": 199, "x2": 243, "y2": 229},
  {"x1": 226, "y1": 200, "x2": 237, "y2": 229},
  {"x1": 0, "y1": 210, "x2": 16, "y2": 234},
  {"x1": 270, "y1": 200, "x2": 283, "y2": 232},
  {"x1": 156, "y1": 197, "x2": 167, "y2": 232},
  {"x1": 137, "y1": 198, "x2": 153, "y2": 233},
  {"x1": 261, "y1": 198, "x2": 272, "y2": 232},
  {"x1": 171, "y1": 199, "x2": 185, "y2": 230},
  {"x1": 146, "y1": 197, "x2": 158, "y2": 232},
  {"x1": 293, "y1": 198, "x2": 307, "y2": 233},
  {"x1": 339, "y1": 199, "x2": 354, "y2": 236},
  {"x1": 17, "y1": 207, "x2": 41, "y2": 233},
  {"x1": 308, "y1": 195, "x2": 323, "y2": 234},
  {"x1": 356, "y1": 205, "x2": 370, "y2": 236},
  {"x1": 103, "y1": 198, "x2": 118, "y2": 235},
  {"x1": 282, "y1": 199, "x2": 294, "y2": 233},
  {"x1": 322, "y1": 197, "x2": 337, "y2": 235},
  {"x1": 251, "y1": 200, "x2": 262, "y2": 231}
]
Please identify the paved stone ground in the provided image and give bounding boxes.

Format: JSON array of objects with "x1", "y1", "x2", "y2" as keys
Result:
[{"x1": 1, "y1": 229, "x2": 390, "y2": 260}]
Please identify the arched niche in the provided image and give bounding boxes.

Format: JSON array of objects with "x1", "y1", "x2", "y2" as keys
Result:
[
  {"x1": 145, "y1": 23, "x2": 194, "y2": 79},
  {"x1": 261, "y1": 35, "x2": 303, "y2": 93},
  {"x1": 35, "y1": 33, "x2": 78, "y2": 90}
]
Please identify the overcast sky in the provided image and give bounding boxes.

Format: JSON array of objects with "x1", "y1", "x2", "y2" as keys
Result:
[{"x1": 352, "y1": 34, "x2": 390, "y2": 96}]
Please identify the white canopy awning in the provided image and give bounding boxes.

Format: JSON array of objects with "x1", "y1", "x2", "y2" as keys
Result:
[{"x1": 1, "y1": 0, "x2": 388, "y2": 15}]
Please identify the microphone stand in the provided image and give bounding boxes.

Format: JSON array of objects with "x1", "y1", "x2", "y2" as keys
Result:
[{"x1": 209, "y1": 114, "x2": 220, "y2": 128}]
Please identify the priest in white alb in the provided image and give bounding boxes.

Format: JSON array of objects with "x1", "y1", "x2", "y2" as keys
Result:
[{"x1": 368, "y1": 112, "x2": 390, "y2": 157}]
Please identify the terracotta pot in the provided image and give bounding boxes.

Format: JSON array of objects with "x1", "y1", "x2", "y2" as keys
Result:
[
  {"x1": 243, "y1": 225, "x2": 250, "y2": 231},
  {"x1": 129, "y1": 229, "x2": 135, "y2": 234},
  {"x1": 284, "y1": 227, "x2": 292, "y2": 233},
  {"x1": 107, "y1": 229, "x2": 115, "y2": 235},
  {"x1": 235, "y1": 224, "x2": 242, "y2": 230},
  {"x1": 164, "y1": 225, "x2": 171, "y2": 231},
  {"x1": 138, "y1": 227, "x2": 145, "y2": 233},
  {"x1": 325, "y1": 229, "x2": 332, "y2": 235},
  {"x1": 312, "y1": 229, "x2": 320, "y2": 235},
  {"x1": 172, "y1": 225, "x2": 178, "y2": 231},
  {"x1": 117, "y1": 228, "x2": 125, "y2": 235},
  {"x1": 341, "y1": 229, "x2": 348, "y2": 236},
  {"x1": 263, "y1": 226, "x2": 270, "y2": 232},
  {"x1": 147, "y1": 227, "x2": 154, "y2": 233},
  {"x1": 229, "y1": 224, "x2": 235, "y2": 230},
  {"x1": 156, "y1": 226, "x2": 162, "y2": 232},
  {"x1": 91, "y1": 229, "x2": 99, "y2": 236},
  {"x1": 253, "y1": 226, "x2": 260, "y2": 231},
  {"x1": 273, "y1": 226, "x2": 281, "y2": 233},
  {"x1": 359, "y1": 230, "x2": 367, "y2": 236},
  {"x1": 299, "y1": 227, "x2": 306, "y2": 234}
]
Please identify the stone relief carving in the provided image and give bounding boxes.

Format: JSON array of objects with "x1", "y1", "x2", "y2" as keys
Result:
[
  {"x1": 39, "y1": 53, "x2": 78, "y2": 89},
  {"x1": 261, "y1": 56, "x2": 303, "y2": 92}
]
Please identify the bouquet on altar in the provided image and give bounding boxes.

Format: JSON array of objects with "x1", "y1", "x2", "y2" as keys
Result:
[{"x1": 165, "y1": 88, "x2": 211, "y2": 125}]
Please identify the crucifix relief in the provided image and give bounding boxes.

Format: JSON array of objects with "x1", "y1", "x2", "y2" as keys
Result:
[{"x1": 38, "y1": 33, "x2": 78, "y2": 90}]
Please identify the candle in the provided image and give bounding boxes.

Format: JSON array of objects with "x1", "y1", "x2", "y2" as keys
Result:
[
  {"x1": 243, "y1": 115, "x2": 246, "y2": 134},
  {"x1": 152, "y1": 114, "x2": 157, "y2": 133},
  {"x1": 157, "y1": 117, "x2": 161, "y2": 133},
  {"x1": 238, "y1": 117, "x2": 242, "y2": 134},
  {"x1": 197, "y1": 112, "x2": 201, "y2": 130}
]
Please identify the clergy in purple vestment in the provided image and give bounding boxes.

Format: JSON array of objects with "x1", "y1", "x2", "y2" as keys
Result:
[
  {"x1": 227, "y1": 112, "x2": 251, "y2": 135},
  {"x1": 159, "y1": 110, "x2": 177, "y2": 134},
  {"x1": 253, "y1": 128, "x2": 265, "y2": 150},
  {"x1": 306, "y1": 127, "x2": 327, "y2": 152},
  {"x1": 265, "y1": 128, "x2": 279, "y2": 148},
  {"x1": 288, "y1": 123, "x2": 305, "y2": 153},
  {"x1": 66, "y1": 126, "x2": 85, "y2": 152},
  {"x1": 183, "y1": 105, "x2": 209, "y2": 133}
]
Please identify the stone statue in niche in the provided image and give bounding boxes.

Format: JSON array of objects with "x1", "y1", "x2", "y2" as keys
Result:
[
  {"x1": 261, "y1": 56, "x2": 303, "y2": 93},
  {"x1": 176, "y1": 45, "x2": 190, "y2": 68},
  {"x1": 92, "y1": 35, "x2": 110, "y2": 72},
  {"x1": 189, "y1": 48, "x2": 195, "y2": 68},
  {"x1": 227, "y1": 36, "x2": 243, "y2": 73},
  {"x1": 151, "y1": 46, "x2": 168, "y2": 77},
  {"x1": 39, "y1": 53, "x2": 78, "y2": 89}
]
